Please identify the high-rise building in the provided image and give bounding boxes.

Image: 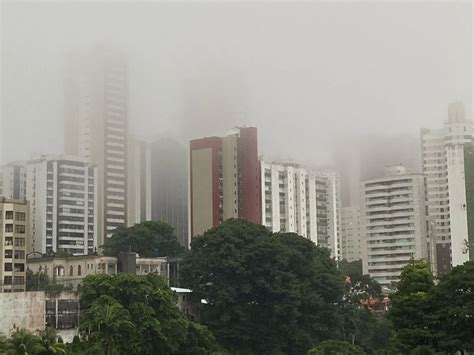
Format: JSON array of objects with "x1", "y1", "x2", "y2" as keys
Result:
[
  {"x1": 260, "y1": 161, "x2": 340, "y2": 259},
  {"x1": 421, "y1": 102, "x2": 474, "y2": 274},
  {"x1": 332, "y1": 134, "x2": 420, "y2": 208},
  {"x1": 26, "y1": 155, "x2": 98, "y2": 255},
  {"x1": 190, "y1": 127, "x2": 261, "y2": 238},
  {"x1": 65, "y1": 47, "x2": 128, "y2": 246},
  {"x1": 0, "y1": 198, "x2": 29, "y2": 292},
  {"x1": 463, "y1": 144, "x2": 474, "y2": 261},
  {"x1": 0, "y1": 161, "x2": 27, "y2": 200},
  {"x1": 128, "y1": 136, "x2": 189, "y2": 246},
  {"x1": 340, "y1": 206, "x2": 362, "y2": 262},
  {"x1": 361, "y1": 165, "x2": 427, "y2": 287}
]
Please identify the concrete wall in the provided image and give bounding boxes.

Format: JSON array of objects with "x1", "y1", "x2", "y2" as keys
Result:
[{"x1": 0, "y1": 291, "x2": 45, "y2": 335}]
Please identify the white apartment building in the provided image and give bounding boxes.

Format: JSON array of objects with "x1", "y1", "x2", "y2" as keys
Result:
[
  {"x1": 421, "y1": 102, "x2": 474, "y2": 274},
  {"x1": 361, "y1": 165, "x2": 427, "y2": 287},
  {"x1": 65, "y1": 47, "x2": 128, "y2": 245},
  {"x1": 261, "y1": 161, "x2": 340, "y2": 259},
  {"x1": 340, "y1": 206, "x2": 362, "y2": 262},
  {"x1": 26, "y1": 155, "x2": 98, "y2": 255},
  {"x1": 0, "y1": 162, "x2": 27, "y2": 200}
]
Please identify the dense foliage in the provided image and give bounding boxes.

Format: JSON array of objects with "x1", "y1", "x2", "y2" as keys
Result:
[
  {"x1": 0, "y1": 328, "x2": 65, "y2": 355},
  {"x1": 390, "y1": 259, "x2": 474, "y2": 353},
  {"x1": 25, "y1": 270, "x2": 72, "y2": 292},
  {"x1": 102, "y1": 220, "x2": 187, "y2": 257},
  {"x1": 79, "y1": 273, "x2": 219, "y2": 354},
  {"x1": 181, "y1": 219, "x2": 344, "y2": 353},
  {"x1": 307, "y1": 340, "x2": 366, "y2": 354}
]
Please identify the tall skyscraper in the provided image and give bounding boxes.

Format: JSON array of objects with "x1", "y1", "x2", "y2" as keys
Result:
[
  {"x1": 260, "y1": 161, "x2": 341, "y2": 259},
  {"x1": 464, "y1": 144, "x2": 474, "y2": 261},
  {"x1": 0, "y1": 198, "x2": 29, "y2": 292},
  {"x1": 0, "y1": 161, "x2": 27, "y2": 200},
  {"x1": 26, "y1": 155, "x2": 98, "y2": 255},
  {"x1": 65, "y1": 48, "x2": 128, "y2": 245},
  {"x1": 421, "y1": 102, "x2": 473, "y2": 274},
  {"x1": 128, "y1": 136, "x2": 189, "y2": 247},
  {"x1": 190, "y1": 127, "x2": 261, "y2": 238},
  {"x1": 361, "y1": 165, "x2": 427, "y2": 287}
]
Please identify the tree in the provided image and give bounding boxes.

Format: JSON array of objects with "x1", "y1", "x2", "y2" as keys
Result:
[
  {"x1": 80, "y1": 296, "x2": 135, "y2": 355},
  {"x1": 307, "y1": 340, "x2": 366, "y2": 354},
  {"x1": 37, "y1": 328, "x2": 66, "y2": 355},
  {"x1": 340, "y1": 259, "x2": 382, "y2": 304},
  {"x1": 102, "y1": 220, "x2": 187, "y2": 257},
  {"x1": 79, "y1": 273, "x2": 218, "y2": 354},
  {"x1": 4, "y1": 328, "x2": 44, "y2": 355},
  {"x1": 389, "y1": 259, "x2": 435, "y2": 351},
  {"x1": 181, "y1": 219, "x2": 344, "y2": 353},
  {"x1": 25, "y1": 270, "x2": 49, "y2": 291},
  {"x1": 428, "y1": 261, "x2": 474, "y2": 353}
]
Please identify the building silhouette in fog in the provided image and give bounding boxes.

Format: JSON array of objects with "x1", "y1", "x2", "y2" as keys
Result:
[
  {"x1": 64, "y1": 47, "x2": 128, "y2": 246},
  {"x1": 128, "y1": 137, "x2": 189, "y2": 247}
]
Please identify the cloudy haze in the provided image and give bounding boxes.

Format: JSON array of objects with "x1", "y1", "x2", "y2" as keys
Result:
[{"x1": 1, "y1": 1, "x2": 472, "y2": 166}]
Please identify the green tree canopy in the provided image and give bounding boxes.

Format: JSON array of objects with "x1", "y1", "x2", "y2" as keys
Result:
[
  {"x1": 181, "y1": 219, "x2": 344, "y2": 354},
  {"x1": 79, "y1": 273, "x2": 218, "y2": 354},
  {"x1": 102, "y1": 220, "x2": 187, "y2": 257},
  {"x1": 389, "y1": 259, "x2": 435, "y2": 351},
  {"x1": 428, "y1": 261, "x2": 474, "y2": 353},
  {"x1": 307, "y1": 340, "x2": 366, "y2": 355},
  {"x1": 4, "y1": 328, "x2": 45, "y2": 355}
]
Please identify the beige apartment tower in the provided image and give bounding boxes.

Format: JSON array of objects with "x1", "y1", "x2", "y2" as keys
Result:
[{"x1": 0, "y1": 198, "x2": 29, "y2": 292}]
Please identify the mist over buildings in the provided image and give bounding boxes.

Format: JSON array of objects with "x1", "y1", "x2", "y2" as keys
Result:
[{"x1": 1, "y1": 1, "x2": 472, "y2": 168}]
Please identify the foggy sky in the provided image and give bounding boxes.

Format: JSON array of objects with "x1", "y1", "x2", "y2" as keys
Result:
[{"x1": 1, "y1": 1, "x2": 472, "y2": 167}]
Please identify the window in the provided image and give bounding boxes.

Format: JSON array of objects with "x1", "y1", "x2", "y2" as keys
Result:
[
  {"x1": 15, "y1": 225, "x2": 26, "y2": 234},
  {"x1": 14, "y1": 238, "x2": 25, "y2": 247},
  {"x1": 15, "y1": 212, "x2": 26, "y2": 221},
  {"x1": 4, "y1": 250, "x2": 13, "y2": 259},
  {"x1": 5, "y1": 224, "x2": 13, "y2": 233},
  {"x1": 4, "y1": 263, "x2": 12, "y2": 272},
  {"x1": 70, "y1": 266, "x2": 74, "y2": 276},
  {"x1": 77, "y1": 265, "x2": 82, "y2": 276},
  {"x1": 13, "y1": 276, "x2": 24, "y2": 285},
  {"x1": 5, "y1": 211, "x2": 13, "y2": 220},
  {"x1": 3, "y1": 276, "x2": 12, "y2": 285},
  {"x1": 14, "y1": 251, "x2": 25, "y2": 259}
]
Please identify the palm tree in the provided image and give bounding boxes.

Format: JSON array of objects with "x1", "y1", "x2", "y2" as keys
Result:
[
  {"x1": 4, "y1": 328, "x2": 45, "y2": 355},
  {"x1": 80, "y1": 296, "x2": 135, "y2": 355},
  {"x1": 38, "y1": 328, "x2": 66, "y2": 355}
]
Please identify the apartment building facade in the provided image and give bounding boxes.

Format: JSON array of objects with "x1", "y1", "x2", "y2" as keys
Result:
[
  {"x1": 0, "y1": 198, "x2": 29, "y2": 292},
  {"x1": 361, "y1": 165, "x2": 427, "y2": 287},
  {"x1": 260, "y1": 161, "x2": 340, "y2": 259},
  {"x1": 190, "y1": 127, "x2": 261, "y2": 238},
  {"x1": 65, "y1": 47, "x2": 128, "y2": 245},
  {"x1": 340, "y1": 206, "x2": 362, "y2": 262},
  {"x1": 26, "y1": 155, "x2": 98, "y2": 255},
  {"x1": 0, "y1": 161, "x2": 27, "y2": 200},
  {"x1": 421, "y1": 102, "x2": 474, "y2": 274}
]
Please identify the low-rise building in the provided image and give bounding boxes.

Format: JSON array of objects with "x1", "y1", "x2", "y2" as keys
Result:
[{"x1": 26, "y1": 252, "x2": 179, "y2": 289}]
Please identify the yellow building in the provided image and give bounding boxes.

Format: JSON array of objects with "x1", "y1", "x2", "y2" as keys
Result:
[{"x1": 0, "y1": 198, "x2": 29, "y2": 292}]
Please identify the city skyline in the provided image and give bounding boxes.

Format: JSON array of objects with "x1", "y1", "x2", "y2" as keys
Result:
[{"x1": 1, "y1": 1, "x2": 472, "y2": 167}]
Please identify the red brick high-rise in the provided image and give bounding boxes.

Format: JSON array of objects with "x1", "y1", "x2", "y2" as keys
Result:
[{"x1": 190, "y1": 127, "x2": 261, "y2": 238}]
